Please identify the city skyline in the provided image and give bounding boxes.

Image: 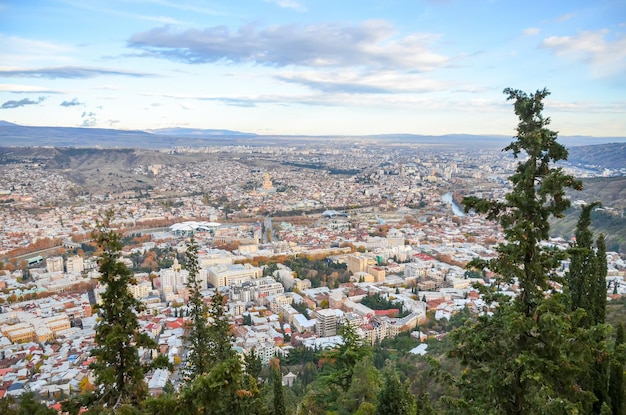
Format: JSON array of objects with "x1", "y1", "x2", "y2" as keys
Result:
[{"x1": 1, "y1": 0, "x2": 625, "y2": 137}]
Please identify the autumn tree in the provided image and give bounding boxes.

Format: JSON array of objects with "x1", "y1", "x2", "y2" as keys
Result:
[{"x1": 89, "y1": 210, "x2": 168, "y2": 409}]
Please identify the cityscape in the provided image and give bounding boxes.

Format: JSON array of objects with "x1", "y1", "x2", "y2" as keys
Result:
[
  {"x1": 0, "y1": 126, "x2": 625, "y2": 412},
  {"x1": 1, "y1": 0, "x2": 626, "y2": 412}
]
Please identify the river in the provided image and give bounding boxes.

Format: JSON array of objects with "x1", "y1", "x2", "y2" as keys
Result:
[{"x1": 442, "y1": 192, "x2": 465, "y2": 217}]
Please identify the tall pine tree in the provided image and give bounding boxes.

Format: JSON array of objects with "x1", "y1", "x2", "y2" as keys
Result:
[
  {"x1": 447, "y1": 88, "x2": 598, "y2": 414},
  {"x1": 609, "y1": 324, "x2": 625, "y2": 415},
  {"x1": 90, "y1": 210, "x2": 168, "y2": 408},
  {"x1": 567, "y1": 203, "x2": 612, "y2": 412},
  {"x1": 184, "y1": 237, "x2": 212, "y2": 380}
]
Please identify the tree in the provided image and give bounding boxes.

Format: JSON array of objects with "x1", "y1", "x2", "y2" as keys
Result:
[
  {"x1": 184, "y1": 237, "x2": 213, "y2": 381},
  {"x1": 609, "y1": 324, "x2": 625, "y2": 415},
  {"x1": 206, "y1": 291, "x2": 236, "y2": 362},
  {"x1": 567, "y1": 203, "x2": 606, "y2": 327},
  {"x1": 375, "y1": 365, "x2": 416, "y2": 415},
  {"x1": 566, "y1": 203, "x2": 612, "y2": 412},
  {"x1": 271, "y1": 359, "x2": 286, "y2": 415},
  {"x1": 179, "y1": 357, "x2": 268, "y2": 415},
  {"x1": 447, "y1": 88, "x2": 598, "y2": 414},
  {"x1": 89, "y1": 210, "x2": 168, "y2": 408},
  {"x1": 321, "y1": 322, "x2": 372, "y2": 391},
  {"x1": 337, "y1": 356, "x2": 381, "y2": 415},
  {"x1": 244, "y1": 348, "x2": 262, "y2": 379}
]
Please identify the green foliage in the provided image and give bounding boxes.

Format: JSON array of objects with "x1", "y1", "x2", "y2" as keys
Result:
[
  {"x1": 271, "y1": 359, "x2": 286, "y2": 415},
  {"x1": 284, "y1": 256, "x2": 350, "y2": 288},
  {"x1": 184, "y1": 237, "x2": 213, "y2": 381},
  {"x1": 320, "y1": 323, "x2": 372, "y2": 391},
  {"x1": 206, "y1": 291, "x2": 237, "y2": 362},
  {"x1": 90, "y1": 210, "x2": 166, "y2": 408},
  {"x1": 609, "y1": 323, "x2": 625, "y2": 415},
  {"x1": 0, "y1": 392, "x2": 56, "y2": 415},
  {"x1": 360, "y1": 293, "x2": 410, "y2": 317},
  {"x1": 375, "y1": 365, "x2": 416, "y2": 415},
  {"x1": 178, "y1": 357, "x2": 268, "y2": 415},
  {"x1": 337, "y1": 357, "x2": 381, "y2": 415},
  {"x1": 244, "y1": 348, "x2": 263, "y2": 379},
  {"x1": 446, "y1": 89, "x2": 608, "y2": 413}
]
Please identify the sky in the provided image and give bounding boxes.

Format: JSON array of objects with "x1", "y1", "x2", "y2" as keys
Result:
[{"x1": 0, "y1": 0, "x2": 625, "y2": 137}]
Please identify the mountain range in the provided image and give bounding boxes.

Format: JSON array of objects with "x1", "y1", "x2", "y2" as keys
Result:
[{"x1": 1, "y1": 120, "x2": 625, "y2": 149}]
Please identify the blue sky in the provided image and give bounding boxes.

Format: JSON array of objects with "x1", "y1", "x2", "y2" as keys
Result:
[{"x1": 0, "y1": 0, "x2": 625, "y2": 136}]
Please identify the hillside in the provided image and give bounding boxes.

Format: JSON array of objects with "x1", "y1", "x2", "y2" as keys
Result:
[
  {"x1": 0, "y1": 147, "x2": 207, "y2": 195},
  {"x1": 550, "y1": 177, "x2": 626, "y2": 252},
  {"x1": 566, "y1": 142, "x2": 626, "y2": 172}
]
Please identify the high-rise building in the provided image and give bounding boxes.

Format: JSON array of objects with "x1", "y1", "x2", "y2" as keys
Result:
[
  {"x1": 46, "y1": 256, "x2": 64, "y2": 273},
  {"x1": 65, "y1": 255, "x2": 84, "y2": 274},
  {"x1": 315, "y1": 309, "x2": 338, "y2": 337}
]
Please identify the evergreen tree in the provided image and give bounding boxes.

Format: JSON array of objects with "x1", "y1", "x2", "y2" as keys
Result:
[
  {"x1": 206, "y1": 291, "x2": 236, "y2": 362},
  {"x1": 337, "y1": 356, "x2": 381, "y2": 415},
  {"x1": 184, "y1": 237, "x2": 212, "y2": 380},
  {"x1": 271, "y1": 359, "x2": 286, "y2": 415},
  {"x1": 89, "y1": 211, "x2": 168, "y2": 408},
  {"x1": 244, "y1": 348, "x2": 263, "y2": 379},
  {"x1": 447, "y1": 89, "x2": 598, "y2": 414},
  {"x1": 375, "y1": 365, "x2": 416, "y2": 415},
  {"x1": 567, "y1": 204, "x2": 611, "y2": 412},
  {"x1": 567, "y1": 203, "x2": 605, "y2": 326},
  {"x1": 609, "y1": 324, "x2": 625, "y2": 415},
  {"x1": 321, "y1": 322, "x2": 372, "y2": 391}
]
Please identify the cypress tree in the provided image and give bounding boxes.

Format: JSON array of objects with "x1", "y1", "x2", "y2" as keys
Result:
[
  {"x1": 609, "y1": 323, "x2": 624, "y2": 415},
  {"x1": 271, "y1": 358, "x2": 286, "y2": 415},
  {"x1": 375, "y1": 365, "x2": 416, "y2": 415},
  {"x1": 567, "y1": 204, "x2": 611, "y2": 412},
  {"x1": 89, "y1": 211, "x2": 168, "y2": 408},
  {"x1": 184, "y1": 237, "x2": 212, "y2": 380},
  {"x1": 448, "y1": 89, "x2": 596, "y2": 414}
]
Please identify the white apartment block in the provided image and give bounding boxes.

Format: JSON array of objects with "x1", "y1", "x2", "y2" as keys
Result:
[
  {"x1": 315, "y1": 308, "x2": 338, "y2": 337},
  {"x1": 129, "y1": 281, "x2": 153, "y2": 299},
  {"x1": 207, "y1": 263, "x2": 262, "y2": 288},
  {"x1": 65, "y1": 255, "x2": 84, "y2": 274},
  {"x1": 46, "y1": 256, "x2": 64, "y2": 273}
]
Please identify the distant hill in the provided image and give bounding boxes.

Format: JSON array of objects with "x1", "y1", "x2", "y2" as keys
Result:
[
  {"x1": 565, "y1": 143, "x2": 626, "y2": 172},
  {"x1": 147, "y1": 127, "x2": 257, "y2": 137},
  {"x1": 0, "y1": 123, "x2": 255, "y2": 148},
  {"x1": 550, "y1": 176, "x2": 626, "y2": 252},
  {"x1": 1, "y1": 121, "x2": 625, "y2": 150}
]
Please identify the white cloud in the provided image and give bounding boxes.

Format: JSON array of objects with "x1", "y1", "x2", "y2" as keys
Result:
[
  {"x1": 0, "y1": 84, "x2": 62, "y2": 94},
  {"x1": 542, "y1": 30, "x2": 626, "y2": 78},
  {"x1": 556, "y1": 13, "x2": 575, "y2": 22},
  {"x1": 128, "y1": 20, "x2": 449, "y2": 71},
  {"x1": 264, "y1": 0, "x2": 306, "y2": 11},
  {"x1": 275, "y1": 70, "x2": 449, "y2": 93},
  {"x1": 522, "y1": 27, "x2": 540, "y2": 36}
]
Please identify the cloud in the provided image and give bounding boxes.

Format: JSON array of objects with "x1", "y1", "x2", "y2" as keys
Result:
[
  {"x1": 128, "y1": 21, "x2": 449, "y2": 71},
  {"x1": 275, "y1": 70, "x2": 447, "y2": 94},
  {"x1": 556, "y1": 13, "x2": 575, "y2": 22},
  {"x1": 264, "y1": 0, "x2": 306, "y2": 11},
  {"x1": 60, "y1": 0, "x2": 187, "y2": 24},
  {"x1": 80, "y1": 111, "x2": 97, "y2": 127},
  {"x1": 0, "y1": 84, "x2": 61, "y2": 94},
  {"x1": 0, "y1": 96, "x2": 45, "y2": 109},
  {"x1": 522, "y1": 27, "x2": 540, "y2": 36},
  {"x1": 0, "y1": 66, "x2": 154, "y2": 79},
  {"x1": 541, "y1": 30, "x2": 626, "y2": 78},
  {"x1": 60, "y1": 98, "x2": 83, "y2": 107}
]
